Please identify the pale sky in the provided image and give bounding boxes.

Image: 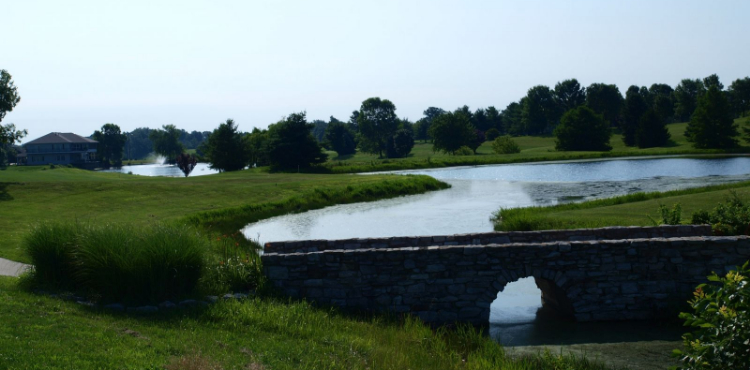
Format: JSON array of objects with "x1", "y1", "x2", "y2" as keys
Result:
[{"x1": 3, "y1": 0, "x2": 749, "y2": 142}]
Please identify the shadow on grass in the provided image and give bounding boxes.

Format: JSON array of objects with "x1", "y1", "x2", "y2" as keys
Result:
[{"x1": 0, "y1": 182, "x2": 14, "y2": 201}]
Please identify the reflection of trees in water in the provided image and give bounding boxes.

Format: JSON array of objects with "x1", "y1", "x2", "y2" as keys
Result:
[{"x1": 519, "y1": 175, "x2": 750, "y2": 206}]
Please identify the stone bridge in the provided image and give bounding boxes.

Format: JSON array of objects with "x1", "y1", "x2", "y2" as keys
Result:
[{"x1": 261, "y1": 226, "x2": 750, "y2": 325}]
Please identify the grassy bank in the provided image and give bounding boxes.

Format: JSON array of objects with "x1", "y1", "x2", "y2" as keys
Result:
[
  {"x1": 493, "y1": 180, "x2": 750, "y2": 231},
  {"x1": 0, "y1": 276, "x2": 622, "y2": 370},
  {"x1": 0, "y1": 166, "x2": 447, "y2": 263},
  {"x1": 317, "y1": 121, "x2": 750, "y2": 173}
]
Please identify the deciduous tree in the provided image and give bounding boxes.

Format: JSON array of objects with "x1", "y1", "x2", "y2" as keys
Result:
[
  {"x1": 554, "y1": 78, "x2": 586, "y2": 113},
  {"x1": 267, "y1": 112, "x2": 327, "y2": 170},
  {"x1": 636, "y1": 109, "x2": 671, "y2": 148},
  {"x1": 429, "y1": 111, "x2": 475, "y2": 154},
  {"x1": 0, "y1": 70, "x2": 21, "y2": 123},
  {"x1": 585, "y1": 83, "x2": 623, "y2": 127},
  {"x1": 204, "y1": 119, "x2": 250, "y2": 172},
  {"x1": 325, "y1": 120, "x2": 356, "y2": 156},
  {"x1": 554, "y1": 106, "x2": 611, "y2": 151},
  {"x1": 93, "y1": 123, "x2": 127, "y2": 167},
  {"x1": 356, "y1": 98, "x2": 398, "y2": 157},
  {"x1": 149, "y1": 125, "x2": 184, "y2": 163}
]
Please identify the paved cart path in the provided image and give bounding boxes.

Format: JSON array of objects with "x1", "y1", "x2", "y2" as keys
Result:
[{"x1": 0, "y1": 257, "x2": 29, "y2": 277}]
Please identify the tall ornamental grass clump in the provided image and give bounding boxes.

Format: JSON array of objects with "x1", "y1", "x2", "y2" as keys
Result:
[{"x1": 24, "y1": 222, "x2": 208, "y2": 304}]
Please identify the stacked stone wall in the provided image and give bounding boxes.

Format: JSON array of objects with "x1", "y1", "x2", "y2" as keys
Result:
[
  {"x1": 262, "y1": 233, "x2": 750, "y2": 326},
  {"x1": 264, "y1": 225, "x2": 712, "y2": 254}
]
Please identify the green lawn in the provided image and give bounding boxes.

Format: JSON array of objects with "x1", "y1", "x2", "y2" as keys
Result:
[
  {"x1": 493, "y1": 180, "x2": 750, "y2": 231},
  {"x1": 320, "y1": 120, "x2": 750, "y2": 173},
  {"x1": 0, "y1": 166, "x2": 446, "y2": 263}
]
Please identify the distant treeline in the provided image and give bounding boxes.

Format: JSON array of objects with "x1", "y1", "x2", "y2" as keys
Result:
[{"x1": 120, "y1": 128, "x2": 210, "y2": 160}]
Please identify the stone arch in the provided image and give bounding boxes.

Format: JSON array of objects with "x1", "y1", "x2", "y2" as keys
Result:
[{"x1": 484, "y1": 269, "x2": 574, "y2": 322}]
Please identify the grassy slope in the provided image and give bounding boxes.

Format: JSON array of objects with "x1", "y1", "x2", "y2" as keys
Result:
[
  {"x1": 0, "y1": 276, "x2": 620, "y2": 370},
  {"x1": 320, "y1": 120, "x2": 750, "y2": 173},
  {"x1": 494, "y1": 181, "x2": 750, "y2": 231},
  {"x1": 0, "y1": 166, "x2": 446, "y2": 263}
]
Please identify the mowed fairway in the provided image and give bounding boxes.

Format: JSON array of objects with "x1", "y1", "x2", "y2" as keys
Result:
[
  {"x1": 322, "y1": 120, "x2": 750, "y2": 172},
  {"x1": 494, "y1": 181, "x2": 750, "y2": 231},
  {"x1": 0, "y1": 166, "x2": 445, "y2": 263}
]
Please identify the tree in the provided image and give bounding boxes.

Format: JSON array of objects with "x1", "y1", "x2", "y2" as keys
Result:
[
  {"x1": 428, "y1": 111, "x2": 475, "y2": 154},
  {"x1": 554, "y1": 78, "x2": 586, "y2": 112},
  {"x1": 472, "y1": 108, "x2": 491, "y2": 132},
  {"x1": 246, "y1": 127, "x2": 270, "y2": 167},
  {"x1": 386, "y1": 129, "x2": 414, "y2": 158},
  {"x1": 175, "y1": 153, "x2": 198, "y2": 177},
  {"x1": 585, "y1": 83, "x2": 623, "y2": 128},
  {"x1": 521, "y1": 85, "x2": 560, "y2": 135},
  {"x1": 685, "y1": 85, "x2": 738, "y2": 149},
  {"x1": 554, "y1": 106, "x2": 612, "y2": 151},
  {"x1": 124, "y1": 128, "x2": 153, "y2": 160},
  {"x1": 204, "y1": 119, "x2": 250, "y2": 172},
  {"x1": 649, "y1": 83, "x2": 675, "y2": 122},
  {"x1": 356, "y1": 97, "x2": 399, "y2": 157},
  {"x1": 310, "y1": 120, "x2": 328, "y2": 143},
  {"x1": 325, "y1": 120, "x2": 356, "y2": 156},
  {"x1": 728, "y1": 77, "x2": 750, "y2": 116},
  {"x1": 93, "y1": 123, "x2": 127, "y2": 167},
  {"x1": 502, "y1": 101, "x2": 524, "y2": 135},
  {"x1": 149, "y1": 125, "x2": 184, "y2": 163},
  {"x1": 414, "y1": 107, "x2": 446, "y2": 142},
  {"x1": 674, "y1": 78, "x2": 706, "y2": 122},
  {"x1": 0, "y1": 70, "x2": 21, "y2": 123},
  {"x1": 266, "y1": 112, "x2": 327, "y2": 170},
  {"x1": 0, "y1": 123, "x2": 26, "y2": 166},
  {"x1": 636, "y1": 109, "x2": 670, "y2": 148},
  {"x1": 703, "y1": 73, "x2": 723, "y2": 90},
  {"x1": 486, "y1": 106, "x2": 503, "y2": 134},
  {"x1": 622, "y1": 86, "x2": 648, "y2": 147},
  {"x1": 347, "y1": 110, "x2": 360, "y2": 133}
]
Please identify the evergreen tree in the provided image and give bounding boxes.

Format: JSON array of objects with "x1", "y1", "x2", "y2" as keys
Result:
[
  {"x1": 685, "y1": 86, "x2": 738, "y2": 149},
  {"x1": 325, "y1": 121, "x2": 356, "y2": 156},
  {"x1": 636, "y1": 109, "x2": 671, "y2": 148},
  {"x1": 622, "y1": 86, "x2": 648, "y2": 147},
  {"x1": 267, "y1": 112, "x2": 327, "y2": 170},
  {"x1": 204, "y1": 119, "x2": 250, "y2": 172}
]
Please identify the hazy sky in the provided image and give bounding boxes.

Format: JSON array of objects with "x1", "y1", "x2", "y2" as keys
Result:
[{"x1": 4, "y1": 0, "x2": 749, "y2": 142}]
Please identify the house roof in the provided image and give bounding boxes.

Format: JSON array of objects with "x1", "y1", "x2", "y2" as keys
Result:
[{"x1": 23, "y1": 132, "x2": 97, "y2": 146}]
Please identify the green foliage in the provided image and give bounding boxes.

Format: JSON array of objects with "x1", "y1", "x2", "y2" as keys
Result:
[
  {"x1": 92, "y1": 123, "x2": 127, "y2": 167},
  {"x1": 0, "y1": 69, "x2": 21, "y2": 123},
  {"x1": 690, "y1": 191, "x2": 750, "y2": 235},
  {"x1": 266, "y1": 112, "x2": 328, "y2": 170},
  {"x1": 201, "y1": 232, "x2": 263, "y2": 293},
  {"x1": 675, "y1": 78, "x2": 706, "y2": 122},
  {"x1": 203, "y1": 119, "x2": 250, "y2": 172},
  {"x1": 24, "y1": 222, "x2": 207, "y2": 304},
  {"x1": 246, "y1": 127, "x2": 270, "y2": 167},
  {"x1": 729, "y1": 77, "x2": 750, "y2": 117},
  {"x1": 674, "y1": 262, "x2": 750, "y2": 370},
  {"x1": 553, "y1": 78, "x2": 586, "y2": 112},
  {"x1": 0, "y1": 123, "x2": 26, "y2": 165},
  {"x1": 623, "y1": 85, "x2": 648, "y2": 146},
  {"x1": 686, "y1": 85, "x2": 739, "y2": 149},
  {"x1": 492, "y1": 136, "x2": 521, "y2": 154},
  {"x1": 585, "y1": 83, "x2": 623, "y2": 128},
  {"x1": 502, "y1": 101, "x2": 524, "y2": 135},
  {"x1": 149, "y1": 124, "x2": 185, "y2": 163},
  {"x1": 357, "y1": 97, "x2": 399, "y2": 157},
  {"x1": 325, "y1": 120, "x2": 357, "y2": 156},
  {"x1": 176, "y1": 152, "x2": 198, "y2": 177},
  {"x1": 521, "y1": 85, "x2": 560, "y2": 135},
  {"x1": 554, "y1": 106, "x2": 612, "y2": 151},
  {"x1": 454, "y1": 146, "x2": 474, "y2": 156},
  {"x1": 386, "y1": 128, "x2": 414, "y2": 158},
  {"x1": 637, "y1": 109, "x2": 671, "y2": 148},
  {"x1": 485, "y1": 128, "x2": 500, "y2": 141},
  {"x1": 649, "y1": 203, "x2": 682, "y2": 225},
  {"x1": 429, "y1": 111, "x2": 476, "y2": 154}
]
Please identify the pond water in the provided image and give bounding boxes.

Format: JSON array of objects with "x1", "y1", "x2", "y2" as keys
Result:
[
  {"x1": 242, "y1": 156, "x2": 750, "y2": 346},
  {"x1": 101, "y1": 163, "x2": 219, "y2": 177}
]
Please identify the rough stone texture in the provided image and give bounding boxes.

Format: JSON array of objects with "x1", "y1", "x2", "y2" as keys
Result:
[
  {"x1": 264, "y1": 225, "x2": 712, "y2": 254},
  {"x1": 261, "y1": 226, "x2": 748, "y2": 326}
]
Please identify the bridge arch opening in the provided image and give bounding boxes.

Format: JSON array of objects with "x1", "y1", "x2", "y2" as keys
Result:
[{"x1": 490, "y1": 276, "x2": 573, "y2": 325}]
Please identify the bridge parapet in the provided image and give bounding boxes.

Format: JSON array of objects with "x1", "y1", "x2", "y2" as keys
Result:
[
  {"x1": 262, "y1": 230, "x2": 750, "y2": 326},
  {"x1": 264, "y1": 225, "x2": 712, "y2": 254}
]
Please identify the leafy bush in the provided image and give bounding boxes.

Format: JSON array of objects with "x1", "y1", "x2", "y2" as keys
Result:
[
  {"x1": 24, "y1": 222, "x2": 208, "y2": 304},
  {"x1": 492, "y1": 136, "x2": 521, "y2": 154},
  {"x1": 454, "y1": 146, "x2": 474, "y2": 156},
  {"x1": 650, "y1": 203, "x2": 682, "y2": 225},
  {"x1": 674, "y1": 262, "x2": 750, "y2": 370},
  {"x1": 691, "y1": 191, "x2": 750, "y2": 235}
]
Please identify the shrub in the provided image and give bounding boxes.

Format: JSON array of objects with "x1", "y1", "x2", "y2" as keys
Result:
[
  {"x1": 690, "y1": 191, "x2": 750, "y2": 235},
  {"x1": 24, "y1": 222, "x2": 208, "y2": 304},
  {"x1": 492, "y1": 136, "x2": 521, "y2": 154},
  {"x1": 674, "y1": 262, "x2": 750, "y2": 370},
  {"x1": 454, "y1": 146, "x2": 474, "y2": 156},
  {"x1": 485, "y1": 128, "x2": 500, "y2": 141},
  {"x1": 650, "y1": 203, "x2": 682, "y2": 225}
]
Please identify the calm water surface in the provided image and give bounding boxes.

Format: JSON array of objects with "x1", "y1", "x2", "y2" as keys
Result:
[{"x1": 243, "y1": 157, "x2": 750, "y2": 346}]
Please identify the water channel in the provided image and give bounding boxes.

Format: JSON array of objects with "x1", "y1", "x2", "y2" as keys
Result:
[{"x1": 241, "y1": 156, "x2": 750, "y2": 347}]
